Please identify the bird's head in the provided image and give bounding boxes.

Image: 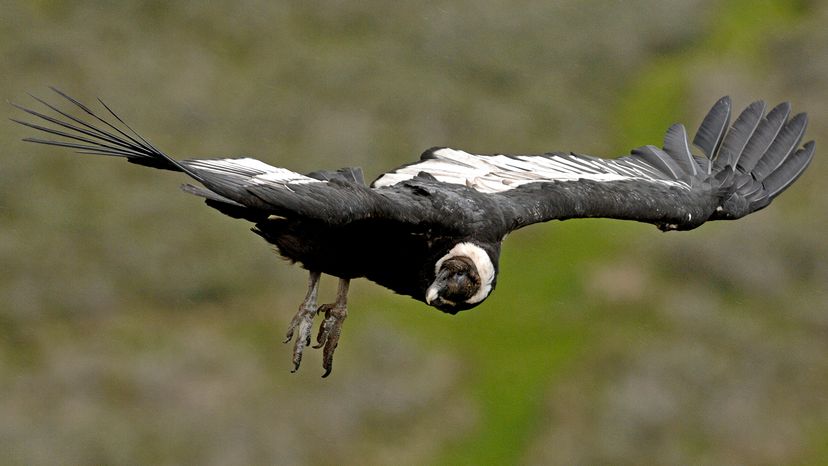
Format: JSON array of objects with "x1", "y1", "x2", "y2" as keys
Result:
[{"x1": 425, "y1": 242, "x2": 497, "y2": 314}]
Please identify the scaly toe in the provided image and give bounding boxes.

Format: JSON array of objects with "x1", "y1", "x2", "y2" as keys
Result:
[
  {"x1": 313, "y1": 304, "x2": 334, "y2": 349},
  {"x1": 286, "y1": 304, "x2": 318, "y2": 372},
  {"x1": 320, "y1": 306, "x2": 347, "y2": 378}
]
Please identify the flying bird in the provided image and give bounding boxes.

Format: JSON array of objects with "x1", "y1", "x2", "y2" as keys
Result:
[{"x1": 13, "y1": 89, "x2": 815, "y2": 376}]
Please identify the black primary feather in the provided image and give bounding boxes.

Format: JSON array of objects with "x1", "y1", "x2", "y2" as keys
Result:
[
  {"x1": 751, "y1": 112, "x2": 808, "y2": 181},
  {"x1": 631, "y1": 145, "x2": 684, "y2": 180},
  {"x1": 714, "y1": 100, "x2": 766, "y2": 172},
  {"x1": 12, "y1": 87, "x2": 191, "y2": 176},
  {"x1": 762, "y1": 141, "x2": 815, "y2": 199},
  {"x1": 737, "y1": 102, "x2": 791, "y2": 174},
  {"x1": 692, "y1": 95, "x2": 731, "y2": 164},
  {"x1": 663, "y1": 123, "x2": 697, "y2": 178}
]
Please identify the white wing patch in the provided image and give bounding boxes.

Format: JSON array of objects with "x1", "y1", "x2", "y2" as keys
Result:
[
  {"x1": 252, "y1": 169, "x2": 323, "y2": 186},
  {"x1": 185, "y1": 158, "x2": 324, "y2": 186},
  {"x1": 373, "y1": 148, "x2": 686, "y2": 193}
]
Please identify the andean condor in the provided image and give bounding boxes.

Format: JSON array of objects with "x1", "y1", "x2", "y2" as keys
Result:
[{"x1": 13, "y1": 89, "x2": 815, "y2": 377}]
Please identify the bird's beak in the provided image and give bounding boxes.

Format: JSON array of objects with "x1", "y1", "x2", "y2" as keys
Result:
[
  {"x1": 425, "y1": 269, "x2": 453, "y2": 307},
  {"x1": 425, "y1": 284, "x2": 439, "y2": 305}
]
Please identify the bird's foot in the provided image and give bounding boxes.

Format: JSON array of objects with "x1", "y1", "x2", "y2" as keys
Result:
[
  {"x1": 284, "y1": 300, "x2": 319, "y2": 372},
  {"x1": 283, "y1": 274, "x2": 349, "y2": 377},
  {"x1": 313, "y1": 302, "x2": 348, "y2": 377},
  {"x1": 284, "y1": 271, "x2": 322, "y2": 373}
]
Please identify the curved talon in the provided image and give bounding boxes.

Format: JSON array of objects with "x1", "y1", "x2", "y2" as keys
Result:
[
  {"x1": 313, "y1": 304, "x2": 332, "y2": 349},
  {"x1": 320, "y1": 279, "x2": 350, "y2": 377},
  {"x1": 288, "y1": 306, "x2": 316, "y2": 371},
  {"x1": 284, "y1": 271, "x2": 321, "y2": 373},
  {"x1": 320, "y1": 304, "x2": 347, "y2": 377}
]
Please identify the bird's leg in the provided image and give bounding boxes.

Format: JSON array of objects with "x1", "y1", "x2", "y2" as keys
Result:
[
  {"x1": 313, "y1": 278, "x2": 349, "y2": 377},
  {"x1": 284, "y1": 270, "x2": 321, "y2": 372}
]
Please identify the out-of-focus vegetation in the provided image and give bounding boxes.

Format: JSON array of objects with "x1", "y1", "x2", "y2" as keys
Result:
[{"x1": 2, "y1": 0, "x2": 827, "y2": 464}]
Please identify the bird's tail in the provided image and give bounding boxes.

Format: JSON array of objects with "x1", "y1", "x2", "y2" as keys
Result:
[{"x1": 11, "y1": 87, "x2": 196, "y2": 177}]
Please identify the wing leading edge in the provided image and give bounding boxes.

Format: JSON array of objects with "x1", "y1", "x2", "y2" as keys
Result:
[{"x1": 374, "y1": 97, "x2": 815, "y2": 232}]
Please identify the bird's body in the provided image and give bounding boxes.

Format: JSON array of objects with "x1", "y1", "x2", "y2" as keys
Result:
[
  {"x1": 13, "y1": 90, "x2": 815, "y2": 376},
  {"x1": 256, "y1": 202, "x2": 455, "y2": 301}
]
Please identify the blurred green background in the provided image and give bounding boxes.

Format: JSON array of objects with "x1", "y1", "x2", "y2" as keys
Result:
[{"x1": 2, "y1": 0, "x2": 827, "y2": 464}]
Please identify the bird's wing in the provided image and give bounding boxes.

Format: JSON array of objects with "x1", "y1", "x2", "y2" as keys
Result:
[
  {"x1": 14, "y1": 91, "x2": 814, "y2": 237},
  {"x1": 13, "y1": 89, "x2": 450, "y2": 231},
  {"x1": 373, "y1": 97, "x2": 815, "y2": 233},
  {"x1": 186, "y1": 158, "x2": 465, "y2": 231},
  {"x1": 180, "y1": 157, "x2": 391, "y2": 225}
]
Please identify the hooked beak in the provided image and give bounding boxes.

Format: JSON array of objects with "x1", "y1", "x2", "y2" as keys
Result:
[
  {"x1": 425, "y1": 269, "x2": 456, "y2": 308},
  {"x1": 426, "y1": 268, "x2": 447, "y2": 304}
]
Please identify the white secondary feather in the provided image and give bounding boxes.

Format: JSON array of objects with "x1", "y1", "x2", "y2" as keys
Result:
[
  {"x1": 374, "y1": 148, "x2": 684, "y2": 193},
  {"x1": 253, "y1": 169, "x2": 323, "y2": 185},
  {"x1": 186, "y1": 158, "x2": 324, "y2": 186}
]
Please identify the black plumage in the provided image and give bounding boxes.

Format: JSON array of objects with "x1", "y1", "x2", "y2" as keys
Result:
[{"x1": 13, "y1": 89, "x2": 815, "y2": 376}]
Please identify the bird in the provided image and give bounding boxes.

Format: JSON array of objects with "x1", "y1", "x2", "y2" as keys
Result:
[{"x1": 12, "y1": 88, "x2": 815, "y2": 377}]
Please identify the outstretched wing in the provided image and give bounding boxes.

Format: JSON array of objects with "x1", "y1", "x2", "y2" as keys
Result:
[
  {"x1": 373, "y1": 97, "x2": 815, "y2": 232},
  {"x1": 14, "y1": 91, "x2": 815, "y2": 238},
  {"x1": 11, "y1": 89, "x2": 460, "y2": 232}
]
